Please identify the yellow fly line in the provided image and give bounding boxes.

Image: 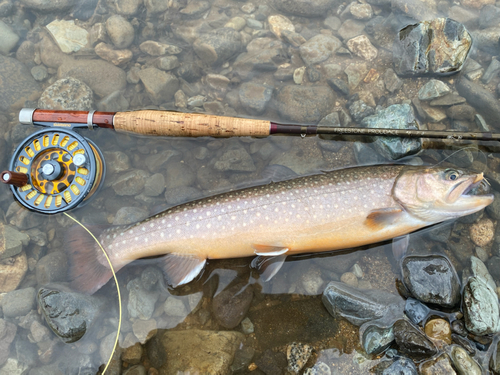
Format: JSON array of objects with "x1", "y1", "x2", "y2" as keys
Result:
[{"x1": 64, "y1": 212, "x2": 122, "y2": 375}]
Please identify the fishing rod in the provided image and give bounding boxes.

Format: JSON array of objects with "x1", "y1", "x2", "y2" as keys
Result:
[{"x1": 1, "y1": 107, "x2": 497, "y2": 215}]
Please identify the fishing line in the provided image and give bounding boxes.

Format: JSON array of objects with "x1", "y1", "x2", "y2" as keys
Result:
[
  {"x1": 431, "y1": 146, "x2": 487, "y2": 171},
  {"x1": 63, "y1": 212, "x2": 122, "y2": 375}
]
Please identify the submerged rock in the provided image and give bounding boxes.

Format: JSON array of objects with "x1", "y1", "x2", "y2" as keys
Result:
[
  {"x1": 450, "y1": 345, "x2": 481, "y2": 375},
  {"x1": 420, "y1": 353, "x2": 456, "y2": 375},
  {"x1": 455, "y1": 77, "x2": 500, "y2": 126},
  {"x1": 0, "y1": 55, "x2": 41, "y2": 111},
  {"x1": 322, "y1": 281, "x2": 404, "y2": 326},
  {"x1": 393, "y1": 319, "x2": 438, "y2": 360},
  {"x1": 361, "y1": 104, "x2": 421, "y2": 160},
  {"x1": 393, "y1": 18, "x2": 472, "y2": 76},
  {"x1": 404, "y1": 298, "x2": 430, "y2": 325},
  {"x1": 382, "y1": 357, "x2": 418, "y2": 375},
  {"x1": 361, "y1": 323, "x2": 394, "y2": 354},
  {"x1": 287, "y1": 342, "x2": 312, "y2": 373},
  {"x1": 212, "y1": 283, "x2": 253, "y2": 329},
  {"x1": 462, "y1": 276, "x2": 500, "y2": 335},
  {"x1": 402, "y1": 255, "x2": 461, "y2": 308},
  {"x1": 38, "y1": 77, "x2": 93, "y2": 110},
  {"x1": 270, "y1": 0, "x2": 337, "y2": 17},
  {"x1": 193, "y1": 28, "x2": 243, "y2": 66}
]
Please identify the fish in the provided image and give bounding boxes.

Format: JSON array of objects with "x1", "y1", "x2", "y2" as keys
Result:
[{"x1": 67, "y1": 164, "x2": 494, "y2": 294}]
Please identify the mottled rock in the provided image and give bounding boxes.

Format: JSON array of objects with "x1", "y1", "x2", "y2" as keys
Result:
[
  {"x1": 469, "y1": 217, "x2": 495, "y2": 247},
  {"x1": 347, "y1": 35, "x2": 377, "y2": 61},
  {"x1": 20, "y1": 0, "x2": 76, "y2": 13},
  {"x1": 193, "y1": 28, "x2": 243, "y2": 66},
  {"x1": 180, "y1": 0, "x2": 211, "y2": 18},
  {"x1": 299, "y1": 34, "x2": 342, "y2": 65},
  {"x1": 327, "y1": 78, "x2": 350, "y2": 97},
  {"x1": 139, "y1": 40, "x2": 182, "y2": 56},
  {"x1": 425, "y1": 318, "x2": 451, "y2": 345},
  {"x1": 270, "y1": 0, "x2": 337, "y2": 17},
  {"x1": 287, "y1": 342, "x2": 312, "y2": 373},
  {"x1": 393, "y1": 319, "x2": 438, "y2": 360},
  {"x1": 429, "y1": 93, "x2": 466, "y2": 106},
  {"x1": 420, "y1": 353, "x2": 456, "y2": 375},
  {"x1": 268, "y1": 15, "x2": 294, "y2": 39},
  {"x1": 275, "y1": 85, "x2": 334, "y2": 124},
  {"x1": 239, "y1": 82, "x2": 273, "y2": 115},
  {"x1": 111, "y1": 0, "x2": 142, "y2": 15},
  {"x1": 127, "y1": 278, "x2": 159, "y2": 321},
  {"x1": 345, "y1": 62, "x2": 368, "y2": 89},
  {"x1": 382, "y1": 358, "x2": 418, "y2": 375},
  {"x1": 447, "y1": 104, "x2": 476, "y2": 121},
  {"x1": 160, "y1": 330, "x2": 244, "y2": 374},
  {"x1": 402, "y1": 255, "x2": 461, "y2": 308},
  {"x1": 0, "y1": 319, "x2": 17, "y2": 367},
  {"x1": 338, "y1": 19, "x2": 365, "y2": 40},
  {"x1": 394, "y1": 18, "x2": 472, "y2": 76},
  {"x1": 462, "y1": 276, "x2": 500, "y2": 335},
  {"x1": 349, "y1": 100, "x2": 375, "y2": 123},
  {"x1": 214, "y1": 146, "x2": 256, "y2": 172},
  {"x1": 0, "y1": 55, "x2": 41, "y2": 111},
  {"x1": 138, "y1": 68, "x2": 179, "y2": 104},
  {"x1": 95, "y1": 42, "x2": 133, "y2": 66},
  {"x1": 46, "y1": 19, "x2": 88, "y2": 54},
  {"x1": 58, "y1": 59, "x2": 126, "y2": 97},
  {"x1": 38, "y1": 77, "x2": 93, "y2": 110},
  {"x1": 361, "y1": 104, "x2": 421, "y2": 160},
  {"x1": 106, "y1": 15, "x2": 135, "y2": 49},
  {"x1": 322, "y1": 281, "x2": 404, "y2": 326},
  {"x1": 384, "y1": 68, "x2": 403, "y2": 93},
  {"x1": 450, "y1": 345, "x2": 481, "y2": 375},
  {"x1": 0, "y1": 223, "x2": 29, "y2": 260},
  {"x1": 351, "y1": 3, "x2": 373, "y2": 19}
]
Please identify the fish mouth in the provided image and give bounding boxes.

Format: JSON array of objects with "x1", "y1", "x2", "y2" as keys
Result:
[{"x1": 450, "y1": 173, "x2": 494, "y2": 209}]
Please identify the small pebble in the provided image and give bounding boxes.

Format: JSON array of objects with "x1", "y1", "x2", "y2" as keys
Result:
[
  {"x1": 469, "y1": 218, "x2": 495, "y2": 247},
  {"x1": 424, "y1": 318, "x2": 452, "y2": 345},
  {"x1": 340, "y1": 272, "x2": 358, "y2": 287},
  {"x1": 287, "y1": 342, "x2": 312, "y2": 373},
  {"x1": 241, "y1": 317, "x2": 254, "y2": 334}
]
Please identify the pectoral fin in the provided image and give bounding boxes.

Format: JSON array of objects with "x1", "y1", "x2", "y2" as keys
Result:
[
  {"x1": 365, "y1": 207, "x2": 403, "y2": 230},
  {"x1": 252, "y1": 244, "x2": 289, "y2": 256},
  {"x1": 251, "y1": 254, "x2": 287, "y2": 282},
  {"x1": 161, "y1": 254, "x2": 207, "y2": 288}
]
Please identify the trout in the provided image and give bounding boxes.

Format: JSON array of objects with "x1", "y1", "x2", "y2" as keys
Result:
[{"x1": 68, "y1": 165, "x2": 493, "y2": 294}]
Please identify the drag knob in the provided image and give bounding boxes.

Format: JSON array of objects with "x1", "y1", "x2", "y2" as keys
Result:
[{"x1": 1, "y1": 171, "x2": 28, "y2": 188}]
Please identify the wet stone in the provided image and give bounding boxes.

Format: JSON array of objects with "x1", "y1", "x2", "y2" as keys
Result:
[
  {"x1": 0, "y1": 319, "x2": 17, "y2": 367},
  {"x1": 270, "y1": 0, "x2": 337, "y2": 17},
  {"x1": 35, "y1": 251, "x2": 68, "y2": 285},
  {"x1": 0, "y1": 223, "x2": 29, "y2": 260},
  {"x1": 491, "y1": 339, "x2": 500, "y2": 374},
  {"x1": 1, "y1": 287, "x2": 35, "y2": 318},
  {"x1": 127, "y1": 278, "x2": 160, "y2": 320},
  {"x1": 469, "y1": 218, "x2": 495, "y2": 247},
  {"x1": 123, "y1": 365, "x2": 146, "y2": 375},
  {"x1": 214, "y1": 146, "x2": 256, "y2": 172},
  {"x1": 95, "y1": 42, "x2": 133, "y2": 66},
  {"x1": 402, "y1": 255, "x2": 461, "y2": 308},
  {"x1": 349, "y1": 100, "x2": 375, "y2": 123},
  {"x1": 382, "y1": 357, "x2": 418, "y2": 375},
  {"x1": 138, "y1": 68, "x2": 179, "y2": 105},
  {"x1": 139, "y1": 41, "x2": 182, "y2": 56},
  {"x1": 418, "y1": 79, "x2": 451, "y2": 101},
  {"x1": 106, "y1": 15, "x2": 135, "y2": 49},
  {"x1": 338, "y1": 19, "x2": 365, "y2": 41},
  {"x1": 275, "y1": 85, "x2": 334, "y2": 124},
  {"x1": 46, "y1": 19, "x2": 88, "y2": 54},
  {"x1": 456, "y1": 77, "x2": 500, "y2": 125},
  {"x1": 462, "y1": 276, "x2": 500, "y2": 335},
  {"x1": 393, "y1": 319, "x2": 438, "y2": 360},
  {"x1": 0, "y1": 20, "x2": 18, "y2": 55},
  {"x1": 362, "y1": 323, "x2": 394, "y2": 354},
  {"x1": 143, "y1": 173, "x2": 165, "y2": 197},
  {"x1": 346, "y1": 35, "x2": 377, "y2": 61},
  {"x1": 345, "y1": 62, "x2": 368, "y2": 90},
  {"x1": 0, "y1": 55, "x2": 41, "y2": 111},
  {"x1": 38, "y1": 77, "x2": 93, "y2": 111},
  {"x1": 256, "y1": 349, "x2": 288, "y2": 375},
  {"x1": 287, "y1": 342, "x2": 312, "y2": 373},
  {"x1": 0, "y1": 251, "x2": 28, "y2": 293},
  {"x1": 212, "y1": 283, "x2": 253, "y2": 329},
  {"x1": 429, "y1": 93, "x2": 466, "y2": 106},
  {"x1": 393, "y1": 18, "x2": 472, "y2": 76},
  {"x1": 327, "y1": 78, "x2": 350, "y2": 97},
  {"x1": 420, "y1": 353, "x2": 456, "y2": 375},
  {"x1": 384, "y1": 68, "x2": 403, "y2": 93},
  {"x1": 450, "y1": 345, "x2": 481, "y2": 375},
  {"x1": 193, "y1": 28, "x2": 243, "y2": 66},
  {"x1": 404, "y1": 297, "x2": 430, "y2": 325},
  {"x1": 122, "y1": 342, "x2": 143, "y2": 365},
  {"x1": 361, "y1": 104, "x2": 421, "y2": 160},
  {"x1": 470, "y1": 255, "x2": 496, "y2": 290},
  {"x1": 322, "y1": 281, "x2": 404, "y2": 326},
  {"x1": 487, "y1": 256, "x2": 500, "y2": 282},
  {"x1": 446, "y1": 104, "x2": 476, "y2": 121},
  {"x1": 38, "y1": 288, "x2": 104, "y2": 343},
  {"x1": 299, "y1": 34, "x2": 342, "y2": 66},
  {"x1": 424, "y1": 318, "x2": 452, "y2": 345},
  {"x1": 112, "y1": 169, "x2": 150, "y2": 196},
  {"x1": 239, "y1": 82, "x2": 273, "y2": 115}
]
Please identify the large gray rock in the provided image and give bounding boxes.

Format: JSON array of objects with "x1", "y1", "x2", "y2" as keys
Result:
[
  {"x1": 239, "y1": 82, "x2": 273, "y2": 115},
  {"x1": 275, "y1": 85, "x2": 334, "y2": 124},
  {"x1": 394, "y1": 18, "x2": 472, "y2": 76},
  {"x1": 463, "y1": 276, "x2": 500, "y2": 335},
  {"x1": 1, "y1": 287, "x2": 36, "y2": 318},
  {"x1": 456, "y1": 77, "x2": 500, "y2": 127},
  {"x1": 270, "y1": 0, "x2": 338, "y2": 17},
  {"x1": 0, "y1": 55, "x2": 41, "y2": 111},
  {"x1": 299, "y1": 34, "x2": 342, "y2": 65},
  {"x1": 58, "y1": 59, "x2": 126, "y2": 97},
  {"x1": 137, "y1": 67, "x2": 179, "y2": 104},
  {"x1": 193, "y1": 28, "x2": 243, "y2": 66},
  {"x1": 106, "y1": 15, "x2": 135, "y2": 49}
]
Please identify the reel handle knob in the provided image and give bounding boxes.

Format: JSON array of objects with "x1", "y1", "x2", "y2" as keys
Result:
[{"x1": 1, "y1": 171, "x2": 29, "y2": 188}]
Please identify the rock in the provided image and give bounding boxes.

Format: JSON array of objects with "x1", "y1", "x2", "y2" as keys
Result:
[
  {"x1": 139, "y1": 40, "x2": 182, "y2": 56},
  {"x1": 106, "y1": 15, "x2": 135, "y2": 49},
  {"x1": 482, "y1": 58, "x2": 500, "y2": 84},
  {"x1": 0, "y1": 55, "x2": 41, "y2": 111},
  {"x1": 345, "y1": 62, "x2": 368, "y2": 89},
  {"x1": 58, "y1": 59, "x2": 126, "y2": 97},
  {"x1": 287, "y1": 342, "x2": 312, "y2": 373},
  {"x1": 450, "y1": 345, "x2": 481, "y2": 375},
  {"x1": 487, "y1": 256, "x2": 500, "y2": 282},
  {"x1": 322, "y1": 281, "x2": 404, "y2": 326},
  {"x1": 346, "y1": 35, "x2": 377, "y2": 61},
  {"x1": 393, "y1": 319, "x2": 438, "y2": 360},
  {"x1": 143, "y1": 173, "x2": 165, "y2": 197},
  {"x1": 381, "y1": 358, "x2": 418, "y2": 375},
  {"x1": 38, "y1": 287, "x2": 104, "y2": 343},
  {"x1": 36, "y1": 252, "x2": 67, "y2": 285},
  {"x1": 479, "y1": 4, "x2": 500, "y2": 29},
  {"x1": 349, "y1": 100, "x2": 375, "y2": 123},
  {"x1": 299, "y1": 34, "x2": 342, "y2": 66},
  {"x1": 97, "y1": 90, "x2": 129, "y2": 112},
  {"x1": 420, "y1": 353, "x2": 456, "y2": 375},
  {"x1": 127, "y1": 278, "x2": 159, "y2": 321},
  {"x1": 145, "y1": 149, "x2": 180, "y2": 172},
  {"x1": 213, "y1": 146, "x2": 256, "y2": 172},
  {"x1": 361, "y1": 323, "x2": 394, "y2": 354},
  {"x1": 469, "y1": 218, "x2": 494, "y2": 247},
  {"x1": 327, "y1": 78, "x2": 350, "y2": 97},
  {"x1": 361, "y1": 104, "x2": 421, "y2": 160},
  {"x1": 404, "y1": 255, "x2": 460, "y2": 309},
  {"x1": 394, "y1": 18, "x2": 472, "y2": 76},
  {"x1": 165, "y1": 186, "x2": 202, "y2": 205},
  {"x1": 112, "y1": 169, "x2": 150, "y2": 196},
  {"x1": 95, "y1": 42, "x2": 133, "y2": 66},
  {"x1": 462, "y1": 276, "x2": 500, "y2": 335},
  {"x1": 384, "y1": 68, "x2": 403, "y2": 93},
  {"x1": 212, "y1": 283, "x2": 253, "y2": 329},
  {"x1": 0, "y1": 20, "x2": 19, "y2": 54},
  {"x1": 225, "y1": 17, "x2": 247, "y2": 31},
  {"x1": 0, "y1": 319, "x2": 17, "y2": 367},
  {"x1": 293, "y1": 66, "x2": 306, "y2": 84},
  {"x1": 137, "y1": 68, "x2": 179, "y2": 104},
  {"x1": 239, "y1": 82, "x2": 273, "y2": 115},
  {"x1": 446, "y1": 104, "x2": 475, "y2": 121},
  {"x1": 165, "y1": 162, "x2": 195, "y2": 190},
  {"x1": 456, "y1": 77, "x2": 500, "y2": 126},
  {"x1": 270, "y1": 0, "x2": 337, "y2": 17},
  {"x1": 155, "y1": 56, "x2": 179, "y2": 71},
  {"x1": 38, "y1": 77, "x2": 93, "y2": 110},
  {"x1": 418, "y1": 79, "x2": 451, "y2": 101},
  {"x1": 491, "y1": 339, "x2": 500, "y2": 374},
  {"x1": 461, "y1": 0, "x2": 494, "y2": 9},
  {"x1": 111, "y1": 0, "x2": 142, "y2": 15},
  {"x1": 31, "y1": 65, "x2": 48, "y2": 81},
  {"x1": 113, "y1": 207, "x2": 149, "y2": 225},
  {"x1": 404, "y1": 297, "x2": 430, "y2": 325},
  {"x1": 1, "y1": 287, "x2": 35, "y2": 318},
  {"x1": 0, "y1": 251, "x2": 28, "y2": 293},
  {"x1": 163, "y1": 296, "x2": 188, "y2": 321},
  {"x1": 0, "y1": 224, "x2": 29, "y2": 260},
  {"x1": 424, "y1": 318, "x2": 452, "y2": 345},
  {"x1": 180, "y1": 0, "x2": 211, "y2": 18},
  {"x1": 123, "y1": 365, "x2": 146, "y2": 375},
  {"x1": 351, "y1": 3, "x2": 373, "y2": 19},
  {"x1": 160, "y1": 330, "x2": 244, "y2": 374},
  {"x1": 429, "y1": 93, "x2": 466, "y2": 106},
  {"x1": 301, "y1": 268, "x2": 324, "y2": 294},
  {"x1": 20, "y1": 0, "x2": 76, "y2": 13},
  {"x1": 193, "y1": 28, "x2": 243, "y2": 66},
  {"x1": 46, "y1": 19, "x2": 88, "y2": 54},
  {"x1": 275, "y1": 85, "x2": 334, "y2": 124},
  {"x1": 268, "y1": 15, "x2": 294, "y2": 39},
  {"x1": 338, "y1": 19, "x2": 365, "y2": 41}
]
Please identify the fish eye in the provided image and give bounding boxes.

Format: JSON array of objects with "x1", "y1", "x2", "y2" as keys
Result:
[{"x1": 444, "y1": 169, "x2": 459, "y2": 181}]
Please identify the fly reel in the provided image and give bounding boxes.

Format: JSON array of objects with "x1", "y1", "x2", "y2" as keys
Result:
[{"x1": 1, "y1": 128, "x2": 105, "y2": 214}]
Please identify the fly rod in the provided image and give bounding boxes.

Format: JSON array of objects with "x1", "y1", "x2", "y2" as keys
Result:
[{"x1": 18, "y1": 108, "x2": 500, "y2": 142}]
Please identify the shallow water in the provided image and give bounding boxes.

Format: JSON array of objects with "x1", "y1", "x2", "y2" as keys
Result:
[{"x1": 1, "y1": 0, "x2": 500, "y2": 373}]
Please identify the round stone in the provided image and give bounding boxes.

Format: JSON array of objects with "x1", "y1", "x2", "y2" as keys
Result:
[
  {"x1": 469, "y1": 218, "x2": 495, "y2": 247},
  {"x1": 424, "y1": 318, "x2": 452, "y2": 345}
]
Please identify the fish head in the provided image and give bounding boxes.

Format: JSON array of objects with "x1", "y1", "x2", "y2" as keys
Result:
[{"x1": 393, "y1": 166, "x2": 494, "y2": 223}]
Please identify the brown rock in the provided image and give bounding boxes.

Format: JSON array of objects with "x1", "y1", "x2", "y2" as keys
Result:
[
  {"x1": 212, "y1": 283, "x2": 253, "y2": 329},
  {"x1": 0, "y1": 251, "x2": 28, "y2": 293},
  {"x1": 424, "y1": 318, "x2": 452, "y2": 345},
  {"x1": 95, "y1": 42, "x2": 133, "y2": 66},
  {"x1": 469, "y1": 218, "x2": 495, "y2": 247},
  {"x1": 420, "y1": 353, "x2": 457, "y2": 375},
  {"x1": 347, "y1": 35, "x2": 377, "y2": 61},
  {"x1": 122, "y1": 342, "x2": 143, "y2": 365}
]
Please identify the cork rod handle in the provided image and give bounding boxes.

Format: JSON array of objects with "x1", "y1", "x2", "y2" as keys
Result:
[{"x1": 113, "y1": 110, "x2": 272, "y2": 137}]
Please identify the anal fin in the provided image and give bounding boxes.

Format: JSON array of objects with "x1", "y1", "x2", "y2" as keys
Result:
[
  {"x1": 252, "y1": 244, "x2": 289, "y2": 256},
  {"x1": 365, "y1": 207, "x2": 403, "y2": 230},
  {"x1": 251, "y1": 254, "x2": 287, "y2": 282},
  {"x1": 161, "y1": 254, "x2": 207, "y2": 288}
]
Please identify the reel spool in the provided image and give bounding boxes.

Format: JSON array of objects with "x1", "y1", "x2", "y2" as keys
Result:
[{"x1": 1, "y1": 128, "x2": 105, "y2": 214}]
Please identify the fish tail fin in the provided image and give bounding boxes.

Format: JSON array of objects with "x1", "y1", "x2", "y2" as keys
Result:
[{"x1": 66, "y1": 225, "x2": 117, "y2": 294}]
